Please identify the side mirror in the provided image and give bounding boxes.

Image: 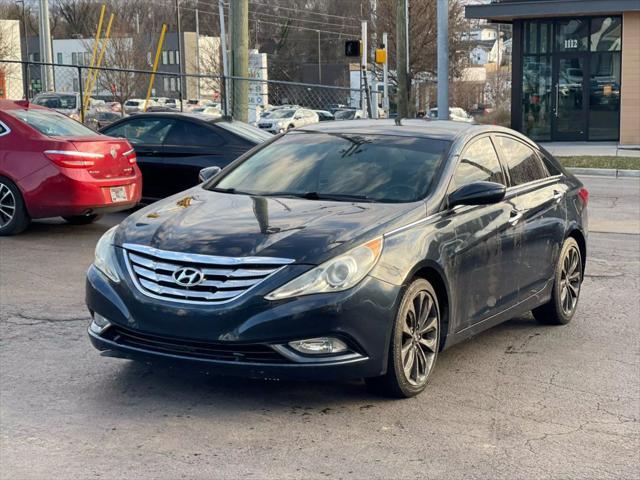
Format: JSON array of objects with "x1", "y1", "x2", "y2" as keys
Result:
[
  {"x1": 448, "y1": 181, "x2": 506, "y2": 208},
  {"x1": 199, "y1": 166, "x2": 222, "y2": 183}
]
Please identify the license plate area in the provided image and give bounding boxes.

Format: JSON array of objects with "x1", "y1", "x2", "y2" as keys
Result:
[{"x1": 110, "y1": 186, "x2": 127, "y2": 203}]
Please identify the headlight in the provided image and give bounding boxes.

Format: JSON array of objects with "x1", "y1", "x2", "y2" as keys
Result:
[
  {"x1": 94, "y1": 226, "x2": 120, "y2": 282},
  {"x1": 265, "y1": 237, "x2": 383, "y2": 300}
]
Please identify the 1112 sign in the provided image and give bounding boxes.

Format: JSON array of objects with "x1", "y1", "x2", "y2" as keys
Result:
[{"x1": 564, "y1": 39, "x2": 579, "y2": 49}]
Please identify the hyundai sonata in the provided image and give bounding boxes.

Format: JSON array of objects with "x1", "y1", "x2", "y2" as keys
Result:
[{"x1": 86, "y1": 120, "x2": 588, "y2": 398}]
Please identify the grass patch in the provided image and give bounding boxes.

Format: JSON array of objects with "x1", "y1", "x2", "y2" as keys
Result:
[{"x1": 557, "y1": 156, "x2": 640, "y2": 170}]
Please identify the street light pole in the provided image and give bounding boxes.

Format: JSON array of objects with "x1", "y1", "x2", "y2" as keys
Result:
[
  {"x1": 317, "y1": 30, "x2": 321, "y2": 84},
  {"x1": 437, "y1": 0, "x2": 449, "y2": 120}
]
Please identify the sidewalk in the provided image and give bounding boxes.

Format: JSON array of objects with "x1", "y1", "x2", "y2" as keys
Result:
[{"x1": 540, "y1": 142, "x2": 640, "y2": 157}]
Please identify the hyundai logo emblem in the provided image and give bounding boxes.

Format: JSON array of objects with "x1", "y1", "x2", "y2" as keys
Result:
[{"x1": 173, "y1": 267, "x2": 205, "y2": 287}]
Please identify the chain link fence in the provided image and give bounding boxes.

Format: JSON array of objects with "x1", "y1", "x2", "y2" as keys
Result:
[{"x1": 0, "y1": 59, "x2": 366, "y2": 128}]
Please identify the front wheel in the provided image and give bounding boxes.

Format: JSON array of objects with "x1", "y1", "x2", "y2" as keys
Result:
[
  {"x1": 366, "y1": 278, "x2": 440, "y2": 398},
  {"x1": 533, "y1": 237, "x2": 583, "y2": 325},
  {"x1": 63, "y1": 214, "x2": 103, "y2": 225}
]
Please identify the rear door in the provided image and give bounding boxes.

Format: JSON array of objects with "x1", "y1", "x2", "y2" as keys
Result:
[
  {"x1": 445, "y1": 136, "x2": 518, "y2": 330},
  {"x1": 102, "y1": 117, "x2": 175, "y2": 200},
  {"x1": 493, "y1": 134, "x2": 567, "y2": 300},
  {"x1": 160, "y1": 120, "x2": 231, "y2": 197}
]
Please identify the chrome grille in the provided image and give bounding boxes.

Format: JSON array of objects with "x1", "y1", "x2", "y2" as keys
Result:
[{"x1": 122, "y1": 243, "x2": 294, "y2": 304}]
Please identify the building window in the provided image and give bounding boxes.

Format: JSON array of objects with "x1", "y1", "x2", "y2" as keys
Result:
[
  {"x1": 163, "y1": 77, "x2": 170, "y2": 91},
  {"x1": 175, "y1": 51, "x2": 180, "y2": 64},
  {"x1": 162, "y1": 51, "x2": 168, "y2": 65},
  {"x1": 557, "y1": 19, "x2": 588, "y2": 52},
  {"x1": 168, "y1": 50, "x2": 175, "y2": 64},
  {"x1": 589, "y1": 52, "x2": 621, "y2": 140},
  {"x1": 591, "y1": 17, "x2": 622, "y2": 52},
  {"x1": 522, "y1": 55, "x2": 552, "y2": 141},
  {"x1": 169, "y1": 77, "x2": 176, "y2": 91},
  {"x1": 56, "y1": 53, "x2": 63, "y2": 64},
  {"x1": 71, "y1": 52, "x2": 77, "y2": 65}
]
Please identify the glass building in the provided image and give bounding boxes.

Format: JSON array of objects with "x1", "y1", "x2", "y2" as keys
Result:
[{"x1": 467, "y1": 1, "x2": 640, "y2": 145}]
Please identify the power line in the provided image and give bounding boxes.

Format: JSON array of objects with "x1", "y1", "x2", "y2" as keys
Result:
[{"x1": 246, "y1": 0, "x2": 363, "y2": 22}]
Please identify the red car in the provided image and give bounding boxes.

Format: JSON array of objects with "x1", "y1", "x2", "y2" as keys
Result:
[{"x1": 0, "y1": 100, "x2": 142, "y2": 235}]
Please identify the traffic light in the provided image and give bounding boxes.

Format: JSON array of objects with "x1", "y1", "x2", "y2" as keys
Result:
[{"x1": 345, "y1": 40, "x2": 361, "y2": 57}]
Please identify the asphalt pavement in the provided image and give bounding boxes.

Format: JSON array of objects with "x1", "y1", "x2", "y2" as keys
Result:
[{"x1": 1, "y1": 175, "x2": 638, "y2": 479}]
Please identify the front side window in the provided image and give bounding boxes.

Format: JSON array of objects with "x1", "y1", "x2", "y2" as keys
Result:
[
  {"x1": 209, "y1": 132, "x2": 450, "y2": 203},
  {"x1": 495, "y1": 136, "x2": 547, "y2": 186},
  {"x1": 103, "y1": 118, "x2": 175, "y2": 144},
  {"x1": 164, "y1": 121, "x2": 223, "y2": 147},
  {"x1": 450, "y1": 137, "x2": 504, "y2": 192},
  {"x1": 7, "y1": 108, "x2": 97, "y2": 137}
]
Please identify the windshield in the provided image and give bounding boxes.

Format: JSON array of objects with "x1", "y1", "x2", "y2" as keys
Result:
[
  {"x1": 8, "y1": 108, "x2": 98, "y2": 137},
  {"x1": 268, "y1": 109, "x2": 295, "y2": 119},
  {"x1": 33, "y1": 95, "x2": 77, "y2": 110},
  {"x1": 209, "y1": 132, "x2": 450, "y2": 203},
  {"x1": 125, "y1": 101, "x2": 140, "y2": 106},
  {"x1": 217, "y1": 121, "x2": 273, "y2": 143}
]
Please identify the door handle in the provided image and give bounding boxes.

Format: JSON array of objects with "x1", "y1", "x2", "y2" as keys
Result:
[{"x1": 509, "y1": 209, "x2": 524, "y2": 225}]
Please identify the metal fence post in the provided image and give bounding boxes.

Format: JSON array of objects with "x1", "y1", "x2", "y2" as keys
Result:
[{"x1": 77, "y1": 66, "x2": 85, "y2": 123}]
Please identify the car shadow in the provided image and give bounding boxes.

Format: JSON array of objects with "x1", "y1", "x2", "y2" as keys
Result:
[{"x1": 88, "y1": 314, "x2": 543, "y2": 413}]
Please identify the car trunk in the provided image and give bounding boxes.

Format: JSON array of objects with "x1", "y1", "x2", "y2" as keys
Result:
[{"x1": 70, "y1": 137, "x2": 136, "y2": 179}]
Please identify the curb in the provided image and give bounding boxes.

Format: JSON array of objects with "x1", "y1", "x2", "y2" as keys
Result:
[{"x1": 568, "y1": 167, "x2": 640, "y2": 178}]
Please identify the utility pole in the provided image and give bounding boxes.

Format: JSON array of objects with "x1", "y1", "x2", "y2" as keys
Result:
[
  {"x1": 135, "y1": 13, "x2": 140, "y2": 35},
  {"x1": 195, "y1": 8, "x2": 200, "y2": 99},
  {"x1": 396, "y1": 0, "x2": 408, "y2": 118},
  {"x1": 175, "y1": 0, "x2": 184, "y2": 109},
  {"x1": 317, "y1": 30, "x2": 321, "y2": 83},
  {"x1": 38, "y1": 0, "x2": 54, "y2": 91},
  {"x1": 230, "y1": 0, "x2": 249, "y2": 122},
  {"x1": 382, "y1": 32, "x2": 389, "y2": 114},
  {"x1": 437, "y1": 0, "x2": 449, "y2": 120},
  {"x1": 218, "y1": 0, "x2": 230, "y2": 115}
]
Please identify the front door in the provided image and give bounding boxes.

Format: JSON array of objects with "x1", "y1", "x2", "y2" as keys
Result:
[{"x1": 552, "y1": 54, "x2": 587, "y2": 141}]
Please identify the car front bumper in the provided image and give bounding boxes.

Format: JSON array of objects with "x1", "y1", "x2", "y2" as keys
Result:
[{"x1": 85, "y1": 260, "x2": 401, "y2": 381}]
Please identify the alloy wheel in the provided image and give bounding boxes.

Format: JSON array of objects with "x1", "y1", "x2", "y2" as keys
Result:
[
  {"x1": 560, "y1": 245, "x2": 581, "y2": 315},
  {"x1": 401, "y1": 290, "x2": 439, "y2": 386},
  {"x1": 0, "y1": 182, "x2": 16, "y2": 228}
]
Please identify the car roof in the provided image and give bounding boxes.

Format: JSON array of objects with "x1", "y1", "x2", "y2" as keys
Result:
[
  {"x1": 297, "y1": 118, "x2": 500, "y2": 141},
  {"x1": 112, "y1": 111, "x2": 233, "y2": 125},
  {"x1": 0, "y1": 99, "x2": 49, "y2": 111}
]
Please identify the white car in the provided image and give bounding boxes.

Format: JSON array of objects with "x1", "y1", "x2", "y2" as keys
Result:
[
  {"x1": 123, "y1": 98, "x2": 154, "y2": 114},
  {"x1": 428, "y1": 107, "x2": 474, "y2": 123},
  {"x1": 192, "y1": 106, "x2": 223, "y2": 117},
  {"x1": 334, "y1": 109, "x2": 364, "y2": 120},
  {"x1": 257, "y1": 108, "x2": 319, "y2": 133}
]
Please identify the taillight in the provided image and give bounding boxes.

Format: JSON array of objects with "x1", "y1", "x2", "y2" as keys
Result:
[
  {"x1": 44, "y1": 150, "x2": 103, "y2": 168},
  {"x1": 578, "y1": 187, "x2": 589, "y2": 206},
  {"x1": 123, "y1": 148, "x2": 137, "y2": 164}
]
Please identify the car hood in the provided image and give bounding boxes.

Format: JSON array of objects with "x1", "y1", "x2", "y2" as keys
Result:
[
  {"x1": 259, "y1": 118, "x2": 288, "y2": 125},
  {"x1": 115, "y1": 187, "x2": 424, "y2": 264}
]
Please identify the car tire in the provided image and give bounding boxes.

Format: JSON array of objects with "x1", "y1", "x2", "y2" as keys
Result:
[
  {"x1": 0, "y1": 177, "x2": 30, "y2": 236},
  {"x1": 366, "y1": 278, "x2": 440, "y2": 398},
  {"x1": 63, "y1": 214, "x2": 103, "y2": 225},
  {"x1": 532, "y1": 237, "x2": 583, "y2": 325}
]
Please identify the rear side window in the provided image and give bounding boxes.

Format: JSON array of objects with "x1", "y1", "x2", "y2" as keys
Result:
[
  {"x1": 0, "y1": 122, "x2": 6, "y2": 135},
  {"x1": 450, "y1": 137, "x2": 505, "y2": 191},
  {"x1": 163, "y1": 121, "x2": 223, "y2": 147},
  {"x1": 104, "y1": 118, "x2": 175, "y2": 145},
  {"x1": 495, "y1": 136, "x2": 548, "y2": 186}
]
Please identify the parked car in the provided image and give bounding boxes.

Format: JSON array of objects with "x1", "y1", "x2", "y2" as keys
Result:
[
  {"x1": 192, "y1": 106, "x2": 223, "y2": 117},
  {"x1": 0, "y1": 100, "x2": 141, "y2": 235},
  {"x1": 334, "y1": 109, "x2": 364, "y2": 120},
  {"x1": 256, "y1": 108, "x2": 319, "y2": 133},
  {"x1": 428, "y1": 107, "x2": 475, "y2": 123},
  {"x1": 325, "y1": 103, "x2": 348, "y2": 113},
  {"x1": 32, "y1": 92, "x2": 83, "y2": 120},
  {"x1": 100, "y1": 112, "x2": 272, "y2": 201},
  {"x1": 86, "y1": 119, "x2": 588, "y2": 398},
  {"x1": 123, "y1": 99, "x2": 151, "y2": 114},
  {"x1": 84, "y1": 110, "x2": 122, "y2": 131},
  {"x1": 314, "y1": 110, "x2": 335, "y2": 121}
]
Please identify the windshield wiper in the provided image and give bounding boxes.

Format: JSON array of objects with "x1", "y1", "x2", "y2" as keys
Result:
[{"x1": 278, "y1": 192, "x2": 374, "y2": 202}]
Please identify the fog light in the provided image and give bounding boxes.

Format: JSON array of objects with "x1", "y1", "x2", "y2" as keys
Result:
[
  {"x1": 90, "y1": 313, "x2": 111, "y2": 335},
  {"x1": 288, "y1": 337, "x2": 348, "y2": 355}
]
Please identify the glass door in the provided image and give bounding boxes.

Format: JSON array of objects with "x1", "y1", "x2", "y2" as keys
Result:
[{"x1": 552, "y1": 54, "x2": 588, "y2": 141}]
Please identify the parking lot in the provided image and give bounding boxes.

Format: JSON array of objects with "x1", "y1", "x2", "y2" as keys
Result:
[{"x1": 0, "y1": 175, "x2": 638, "y2": 479}]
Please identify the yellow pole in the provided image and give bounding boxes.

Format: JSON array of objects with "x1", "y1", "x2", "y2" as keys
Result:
[
  {"x1": 83, "y1": 4, "x2": 106, "y2": 113},
  {"x1": 84, "y1": 13, "x2": 115, "y2": 112},
  {"x1": 143, "y1": 24, "x2": 167, "y2": 112}
]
